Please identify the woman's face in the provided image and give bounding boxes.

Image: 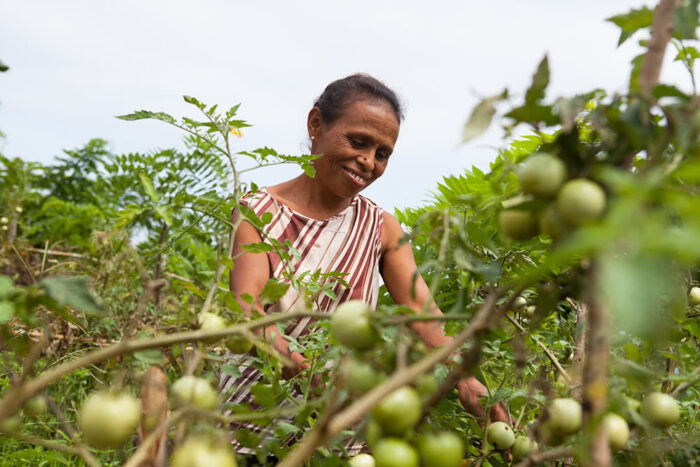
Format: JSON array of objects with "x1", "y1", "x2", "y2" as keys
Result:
[{"x1": 308, "y1": 99, "x2": 400, "y2": 200}]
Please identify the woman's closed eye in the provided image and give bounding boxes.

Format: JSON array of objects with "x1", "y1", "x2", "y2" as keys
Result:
[{"x1": 349, "y1": 137, "x2": 365, "y2": 148}]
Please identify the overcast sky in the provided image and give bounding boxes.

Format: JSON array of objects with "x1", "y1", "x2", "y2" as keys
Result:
[{"x1": 0, "y1": 1, "x2": 694, "y2": 212}]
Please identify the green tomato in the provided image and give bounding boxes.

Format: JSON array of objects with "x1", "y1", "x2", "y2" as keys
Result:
[
  {"x1": 641, "y1": 392, "x2": 679, "y2": 428},
  {"x1": 78, "y1": 391, "x2": 140, "y2": 449},
  {"x1": 498, "y1": 209, "x2": 539, "y2": 241},
  {"x1": 485, "y1": 422, "x2": 514, "y2": 450},
  {"x1": 171, "y1": 435, "x2": 237, "y2": 467},
  {"x1": 418, "y1": 431, "x2": 464, "y2": 467},
  {"x1": 346, "y1": 359, "x2": 383, "y2": 394},
  {"x1": 688, "y1": 286, "x2": 700, "y2": 306},
  {"x1": 24, "y1": 396, "x2": 48, "y2": 418},
  {"x1": 512, "y1": 296, "x2": 528, "y2": 310},
  {"x1": 171, "y1": 376, "x2": 218, "y2": 411},
  {"x1": 556, "y1": 179, "x2": 606, "y2": 225},
  {"x1": 331, "y1": 300, "x2": 378, "y2": 350},
  {"x1": 416, "y1": 374, "x2": 439, "y2": 399},
  {"x1": 198, "y1": 312, "x2": 227, "y2": 344},
  {"x1": 511, "y1": 435, "x2": 538, "y2": 460},
  {"x1": 372, "y1": 387, "x2": 422, "y2": 436},
  {"x1": 518, "y1": 152, "x2": 567, "y2": 198},
  {"x1": 0, "y1": 415, "x2": 22, "y2": 435},
  {"x1": 601, "y1": 413, "x2": 629, "y2": 451},
  {"x1": 366, "y1": 418, "x2": 383, "y2": 450},
  {"x1": 373, "y1": 438, "x2": 419, "y2": 467},
  {"x1": 538, "y1": 204, "x2": 570, "y2": 240},
  {"x1": 349, "y1": 453, "x2": 376, "y2": 467},
  {"x1": 226, "y1": 336, "x2": 254, "y2": 354},
  {"x1": 547, "y1": 398, "x2": 582, "y2": 436}
]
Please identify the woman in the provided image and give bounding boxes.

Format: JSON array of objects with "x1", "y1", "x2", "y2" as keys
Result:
[{"x1": 220, "y1": 74, "x2": 507, "y2": 455}]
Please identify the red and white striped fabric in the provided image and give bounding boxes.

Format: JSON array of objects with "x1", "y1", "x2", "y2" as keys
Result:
[{"x1": 219, "y1": 187, "x2": 383, "y2": 453}]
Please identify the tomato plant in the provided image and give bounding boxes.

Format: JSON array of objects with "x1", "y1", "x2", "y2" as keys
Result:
[{"x1": 0, "y1": 1, "x2": 699, "y2": 466}]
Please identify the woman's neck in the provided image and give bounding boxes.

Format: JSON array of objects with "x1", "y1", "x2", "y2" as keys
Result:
[{"x1": 267, "y1": 175, "x2": 354, "y2": 220}]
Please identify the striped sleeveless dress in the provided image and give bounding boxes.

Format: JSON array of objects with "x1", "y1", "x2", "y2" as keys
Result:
[{"x1": 219, "y1": 187, "x2": 384, "y2": 453}]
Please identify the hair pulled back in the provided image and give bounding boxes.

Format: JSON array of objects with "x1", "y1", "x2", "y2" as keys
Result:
[{"x1": 313, "y1": 74, "x2": 404, "y2": 125}]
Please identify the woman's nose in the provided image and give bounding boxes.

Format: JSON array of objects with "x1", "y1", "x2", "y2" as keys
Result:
[{"x1": 358, "y1": 152, "x2": 374, "y2": 171}]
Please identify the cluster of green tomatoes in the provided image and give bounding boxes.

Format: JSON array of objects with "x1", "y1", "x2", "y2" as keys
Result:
[{"x1": 498, "y1": 152, "x2": 607, "y2": 242}]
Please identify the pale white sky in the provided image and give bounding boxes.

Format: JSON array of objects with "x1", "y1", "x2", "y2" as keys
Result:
[{"x1": 0, "y1": 1, "x2": 694, "y2": 211}]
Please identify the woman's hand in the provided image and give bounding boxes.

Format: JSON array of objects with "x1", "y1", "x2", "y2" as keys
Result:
[{"x1": 457, "y1": 377, "x2": 510, "y2": 424}]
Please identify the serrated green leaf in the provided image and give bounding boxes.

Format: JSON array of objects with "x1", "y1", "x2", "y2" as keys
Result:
[
  {"x1": 40, "y1": 277, "x2": 104, "y2": 316},
  {"x1": 116, "y1": 110, "x2": 175, "y2": 123},
  {"x1": 674, "y1": 45, "x2": 700, "y2": 64},
  {"x1": 261, "y1": 279, "x2": 289, "y2": 306},
  {"x1": 222, "y1": 363, "x2": 242, "y2": 378},
  {"x1": 463, "y1": 90, "x2": 508, "y2": 142},
  {"x1": 139, "y1": 172, "x2": 159, "y2": 202},
  {"x1": 251, "y1": 383, "x2": 277, "y2": 407},
  {"x1": 525, "y1": 55, "x2": 549, "y2": 106},
  {"x1": 505, "y1": 104, "x2": 558, "y2": 127},
  {"x1": 606, "y1": 7, "x2": 655, "y2": 46},
  {"x1": 154, "y1": 205, "x2": 173, "y2": 226},
  {"x1": 183, "y1": 95, "x2": 204, "y2": 110},
  {"x1": 242, "y1": 242, "x2": 273, "y2": 254}
]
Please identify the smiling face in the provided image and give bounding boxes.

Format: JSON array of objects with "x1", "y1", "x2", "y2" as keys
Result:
[{"x1": 308, "y1": 98, "x2": 400, "y2": 201}]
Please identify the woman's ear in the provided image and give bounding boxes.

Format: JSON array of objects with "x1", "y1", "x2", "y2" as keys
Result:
[{"x1": 307, "y1": 107, "x2": 323, "y2": 140}]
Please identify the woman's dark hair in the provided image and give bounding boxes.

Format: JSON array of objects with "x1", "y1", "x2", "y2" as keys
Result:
[{"x1": 313, "y1": 74, "x2": 404, "y2": 125}]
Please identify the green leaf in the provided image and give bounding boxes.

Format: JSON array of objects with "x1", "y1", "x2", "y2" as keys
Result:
[
  {"x1": 674, "y1": 45, "x2": 700, "y2": 65},
  {"x1": 0, "y1": 60, "x2": 8, "y2": 72},
  {"x1": 0, "y1": 301, "x2": 13, "y2": 323},
  {"x1": 525, "y1": 55, "x2": 549, "y2": 106},
  {"x1": 221, "y1": 363, "x2": 242, "y2": 378},
  {"x1": 134, "y1": 348, "x2": 165, "y2": 365},
  {"x1": 154, "y1": 205, "x2": 173, "y2": 226},
  {"x1": 629, "y1": 53, "x2": 645, "y2": 92},
  {"x1": 652, "y1": 84, "x2": 689, "y2": 100},
  {"x1": 251, "y1": 383, "x2": 277, "y2": 407},
  {"x1": 139, "y1": 172, "x2": 159, "y2": 202},
  {"x1": 261, "y1": 279, "x2": 289, "y2": 306},
  {"x1": 0, "y1": 276, "x2": 12, "y2": 299},
  {"x1": 236, "y1": 429, "x2": 260, "y2": 449},
  {"x1": 462, "y1": 90, "x2": 508, "y2": 142},
  {"x1": 606, "y1": 7, "x2": 655, "y2": 46},
  {"x1": 673, "y1": 0, "x2": 699, "y2": 39},
  {"x1": 505, "y1": 104, "x2": 558, "y2": 127},
  {"x1": 242, "y1": 242, "x2": 273, "y2": 254},
  {"x1": 116, "y1": 110, "x2": 175, "y2": 124},
  {"x1": 40, "y1": 277, "x2": 105, "y2": 316},
  {"x1": 183, "y1": 95, "x2": 205, "y2": 110}
]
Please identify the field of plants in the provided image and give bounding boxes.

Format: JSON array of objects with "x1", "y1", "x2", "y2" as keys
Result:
[{"x1": 1, "y1": 1, "x2": 699, "y2": 466}]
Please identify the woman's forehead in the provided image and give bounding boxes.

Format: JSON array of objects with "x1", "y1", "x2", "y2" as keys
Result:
[{"x1": 330, "y1": 100, "x2": 400, "y2": 138}]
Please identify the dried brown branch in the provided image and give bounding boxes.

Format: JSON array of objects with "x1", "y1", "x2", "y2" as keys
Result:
[
  {"x1": 513, "y1": 447, "x2": 575, "y2": 467},
  {"x1": 581, "y1": 262, "x2": 611, "y2": 467},
  {"x1": 0, "y1": 309, "x2": 324, "y2": 422},
  {"x1": 568, "y1": 298, "x2": 587, "y2": 400},
  {"x1": 279, "y1": 291, "x2": 505, "y2": 467},
  {"x1": 639, "y1": 0, "x2": 682, "y2": 95},
  {"x1": 506, "y1": 313, "x2": 572, "y2": 385},
  {"x1": 671, "y1": 365, "x2": 700, "y2": 396},
  {"x1": 138, "y1": 366, "x2": 169, "y2": 467}
]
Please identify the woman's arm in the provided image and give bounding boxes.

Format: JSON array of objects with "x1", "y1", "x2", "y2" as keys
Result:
[
  {"x1": 230, "y1": 215, "x2": 310, "y2": 376},
  {"x1": 379, "y1": 211, "x2": 508, "y2": 422}
]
